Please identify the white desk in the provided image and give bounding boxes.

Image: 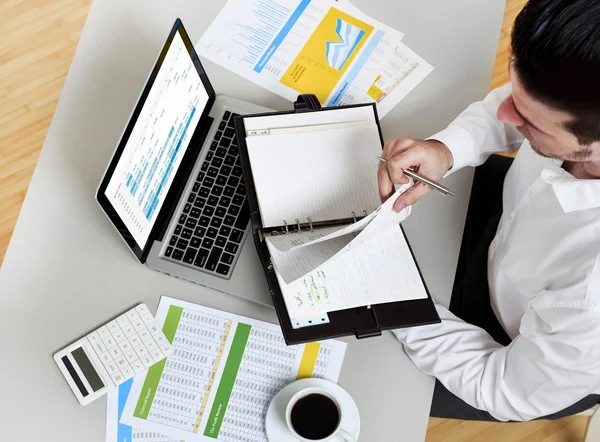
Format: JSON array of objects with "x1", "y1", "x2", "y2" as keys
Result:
[{"x1": 0, "y1": 1, "x2": 504, "y2": 440}]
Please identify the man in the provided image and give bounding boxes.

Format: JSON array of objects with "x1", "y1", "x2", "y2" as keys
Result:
[{"x1": 379, "y1": 0, "x2": 600, "y2": 421}]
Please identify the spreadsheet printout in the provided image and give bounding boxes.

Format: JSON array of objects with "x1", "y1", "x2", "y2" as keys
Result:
[
  {"x1": 106, "y1": 379, "x2": 178, "y2": 442},
  {"x1": 119, "y1": 297, "x2": 347, "y2": 442},
  {"x1": 196, "y1": 0, "x2": 433, "y2": 118}
]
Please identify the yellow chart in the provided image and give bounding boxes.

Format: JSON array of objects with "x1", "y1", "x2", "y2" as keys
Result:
[{"x1": 280, "y1": 8, "x2": 373, "y2": 103}]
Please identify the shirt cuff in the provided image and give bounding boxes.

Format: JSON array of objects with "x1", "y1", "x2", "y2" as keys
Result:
[{"x1": 427, "y1": 124, "x2": 477, "y2": 174}]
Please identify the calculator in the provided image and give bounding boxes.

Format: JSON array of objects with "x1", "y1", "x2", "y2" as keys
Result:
[{"x1": 54, "y1": 303, "x2": 172, "y2": 406}]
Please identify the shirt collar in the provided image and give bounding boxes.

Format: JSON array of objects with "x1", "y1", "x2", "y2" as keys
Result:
[{"x1": 541, "y1": 165, "x2": 600, "y2": 213}]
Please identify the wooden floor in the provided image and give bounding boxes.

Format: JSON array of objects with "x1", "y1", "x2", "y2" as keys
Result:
[{"x1": 0, "y1": 0, "x2": 592, "y2": 440}]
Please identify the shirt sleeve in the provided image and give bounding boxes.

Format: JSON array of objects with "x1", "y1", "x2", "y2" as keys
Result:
[
  {"x1": 393, "y1": 297, "x2": 600, "y2": 421},
  {"x1": 429, "y1": 83, "x2": 524, "y2": 172}
]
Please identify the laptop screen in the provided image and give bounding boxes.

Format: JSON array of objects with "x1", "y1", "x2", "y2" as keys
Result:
[{"x1": 104, "y1": 30, "x2": 210, "y2": 249}]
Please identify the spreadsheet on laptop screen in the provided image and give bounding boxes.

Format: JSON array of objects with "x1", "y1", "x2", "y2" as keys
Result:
[{"x1": 105, "y1": 31, "x2": 209, "y2": 248}]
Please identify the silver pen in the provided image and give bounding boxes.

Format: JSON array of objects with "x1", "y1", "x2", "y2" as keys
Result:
[{"x1": 378, "y1": 156, "x2": 455, "y2": 196}]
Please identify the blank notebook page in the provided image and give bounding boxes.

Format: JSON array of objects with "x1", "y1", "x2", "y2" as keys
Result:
[{"x1": 246, "y1": 122, "x2": 382, "y2": 228}]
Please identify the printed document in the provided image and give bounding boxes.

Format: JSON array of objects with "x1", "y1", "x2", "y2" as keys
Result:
[
  {"x1": 196, "y1": 0, "x2": 433, "y2": 117},
  {"x1": 117, "y1": 297, "x2": 346, "y2": 442}
]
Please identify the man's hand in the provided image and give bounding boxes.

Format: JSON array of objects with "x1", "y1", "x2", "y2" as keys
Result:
[{"x1": 378, "y1": 137, "x2": 454, "y2": 212}]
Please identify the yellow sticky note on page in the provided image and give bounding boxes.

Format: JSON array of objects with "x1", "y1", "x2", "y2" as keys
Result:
[{"x1": 367, "y1": 75, "x2": 385, "y2": 101}]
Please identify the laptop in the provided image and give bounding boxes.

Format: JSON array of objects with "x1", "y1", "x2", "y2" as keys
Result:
[{"x1": 97, "y1": 19, "x2": 272, "y2": 306}]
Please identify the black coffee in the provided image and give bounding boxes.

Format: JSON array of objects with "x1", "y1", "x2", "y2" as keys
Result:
[{"x1": 290, "y1": 393, "x2": 340, "y2": 440}]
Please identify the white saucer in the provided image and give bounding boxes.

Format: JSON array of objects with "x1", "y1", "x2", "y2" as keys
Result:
[{"x1": 265, "y1": 378, "x2": 360, "y2": 441}]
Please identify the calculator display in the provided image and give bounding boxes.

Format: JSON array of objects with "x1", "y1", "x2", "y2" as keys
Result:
[
  {"x1": 60, "y1": 347, "x2": 105, "y2": 399},
  {"x1": 71, "y1": 347, "x2": 105, "y2": 392}
]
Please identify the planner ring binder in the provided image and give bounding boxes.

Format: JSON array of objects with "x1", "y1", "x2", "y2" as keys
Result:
[
  {"x1": 270, "y1": 211, "x2": 367, "y2": 237},
  {"x1": 235, "y1": 94, "x2": 441, "y2": 345}
]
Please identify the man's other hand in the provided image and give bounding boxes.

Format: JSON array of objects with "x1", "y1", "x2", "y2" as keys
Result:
[{"x1": 378, "y1": 137, "x2": 454, "y2": 212}]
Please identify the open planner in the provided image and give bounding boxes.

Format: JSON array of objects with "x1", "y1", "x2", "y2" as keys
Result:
[{"x1": 236, "y1": 94, "x2": 440, "y2": 344}]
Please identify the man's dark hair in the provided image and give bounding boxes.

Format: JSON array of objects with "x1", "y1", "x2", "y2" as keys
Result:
[{"x1": 511, "y1": 0, "x2": 600, "y2": 145}]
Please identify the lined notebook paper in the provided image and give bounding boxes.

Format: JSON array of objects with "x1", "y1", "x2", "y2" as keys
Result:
[
  {"x1": 245, "y1": 110, "x2": 382, "y2": 228},
  {"x1": 275, "y1": 224, "x2": 428, "y2": 317},
  {"x1": 266, "y1": 232, "x2": 355, "y2": 285}
]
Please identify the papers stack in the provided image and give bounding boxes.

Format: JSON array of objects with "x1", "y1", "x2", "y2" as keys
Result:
[
  {"x1": 105, "y1": 297, "x2": 347, "y2": 442},
  {"x1": 196, "y1": 0, "x2": 433, "y2": 118}
]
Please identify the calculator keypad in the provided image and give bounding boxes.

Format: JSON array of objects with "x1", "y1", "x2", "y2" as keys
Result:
[{"x1": 85, "y1": 304, "x2": 171, "y2": 386}]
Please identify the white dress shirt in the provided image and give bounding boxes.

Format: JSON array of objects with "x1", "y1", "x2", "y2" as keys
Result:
[{"x1": 393, "y1": 83, "x2": 600, "y2": 421}]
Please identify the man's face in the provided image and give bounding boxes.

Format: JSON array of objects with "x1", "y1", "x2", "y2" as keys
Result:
[{"x1": 496, "y1": 66, "x2": 600, "y2": 162}]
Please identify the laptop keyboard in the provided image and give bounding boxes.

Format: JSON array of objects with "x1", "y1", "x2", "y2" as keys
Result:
[{"x1": 164, "y1": 111, "x2": 250, "y2": 278}]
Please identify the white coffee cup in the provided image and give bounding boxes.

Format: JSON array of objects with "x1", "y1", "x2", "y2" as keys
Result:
[{"x1": 285, "y1": 386, "x2": 356, "y2": 442}]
